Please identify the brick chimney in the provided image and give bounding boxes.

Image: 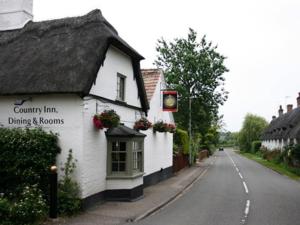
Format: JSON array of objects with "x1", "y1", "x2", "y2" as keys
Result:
[
  {"x1": 0, "y1": 0, "x2": 33, "y2": 31},
  {"x1": 287, "y1": 104, "x2": 293, "y2": 113},
  {"x1": 297, "y1": 93, "x2": 300, "y2": 108},
  {"x1": 278, "y1": 105, "x2": 283, "y2": 117}
]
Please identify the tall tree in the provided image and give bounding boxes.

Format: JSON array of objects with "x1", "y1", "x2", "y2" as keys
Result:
[
  {"x1": 155, "y1": 28, "x2": 228, "y2": 136},
  {"x1": 238, "y1": 113, "x2": 268, "y2": 151}
]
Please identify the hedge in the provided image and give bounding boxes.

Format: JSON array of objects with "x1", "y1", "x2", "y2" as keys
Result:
[
  {"x1": 0, "y1": 128, "x2": 61, "y2": 199},
  {"x1": 174, "y1": 128, "x2": 189, "y2": 155}
]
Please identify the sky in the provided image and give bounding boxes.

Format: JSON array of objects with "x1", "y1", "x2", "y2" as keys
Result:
[{"x1": 33, "y1": 0, "x2": 300, "y2": 132}]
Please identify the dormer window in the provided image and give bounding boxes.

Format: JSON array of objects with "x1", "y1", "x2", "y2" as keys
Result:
[{"x1": 117, "y1": 73, "x2": 126, "y2": 101}]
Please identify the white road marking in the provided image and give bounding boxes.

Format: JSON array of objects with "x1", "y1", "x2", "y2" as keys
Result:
[
  {"x1": 239, "y1": 172, "x2": 244, "y2": 179},
  {"x1": 225, "y1": 150, "x2": 251, "y2": 225},
  {"x1": 245, "y1": 200, "x2": 250, "y2": 215},
  {"x1": 243, "y1": 181, "x2": 249, "y2": 194}
]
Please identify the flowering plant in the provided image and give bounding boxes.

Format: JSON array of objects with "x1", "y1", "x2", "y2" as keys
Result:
[
  {"x1": 93, "y1": 115, "x2": 104, "y2": 129},
  {"x1": 166, "y1": 123, "x2": 176, "y2": 133},
  {"x1": 153, "y1": 121, "x2": 168, "y2": 132},
  {"x1": 153, "y1": 121, "x2": 176, "y2": 133},
  {"x1": 134, "y1": 117, "x2": 152, "y2": 131},
  {"x1": 93, "y1": 110, "x2": 120, "y2": 129}
]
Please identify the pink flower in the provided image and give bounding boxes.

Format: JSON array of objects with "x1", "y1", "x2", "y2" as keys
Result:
[{"x1": 93, "y1": 116, "x2": 104, "y2": 129}]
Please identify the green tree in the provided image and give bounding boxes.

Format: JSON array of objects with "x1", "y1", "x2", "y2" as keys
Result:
[
  {"x1": 238, "y1": 114, "x2": 268, "y2": 152},
  {"x1": 155, "y1": 28, "x2": 228, "y2": 137}
]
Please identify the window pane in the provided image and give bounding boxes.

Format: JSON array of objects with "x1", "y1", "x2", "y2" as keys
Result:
[
  {"x1": 112, "y1": 153, "x2": 118, "y2": 161},
  {"x1": 112, "y1": 163, "x2": 118, "y2": 172},
  {"x1": 120, "y1": 142, "x2": 126, "y2": 151},
  {"x1": 112, "y1": 142, "x2": 118, "y2": 151},
  {"x1": 119, "y1": 163, "x2": 126, "y2": 172},
  {"x1": 117, "y1": 75, "x2": 125, "y2": 101},
  {"x1": 119, "y1": 153, "x2": 126, "y2": 161}
]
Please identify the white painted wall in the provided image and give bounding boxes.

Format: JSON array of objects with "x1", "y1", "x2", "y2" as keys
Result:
[
  {"x1": 0, "y1": 94, "x2": 85, "y2": 194},
  {"x1": 80, "y1": 97, "x2": 144, "y2": 197},
  {"x1": 0, "y1": 0, "x2": 33, "y2": 30},
  {"x1": 142, "y1": 73, "x2": 174, "y2": 176},
  {"x1": 90, "y1": 46, "x2": 141, "y2": 108},
  {"x1": 262, "y1": 138, "x2": 296, "y2": 151}
]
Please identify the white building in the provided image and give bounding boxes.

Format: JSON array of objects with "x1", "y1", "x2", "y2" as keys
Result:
[
  {"x1": 141, "y1": 69, "x2": 174, "y2": 186},
  {"x1": 261, "y1": 94, "x2": 300, "y2": 151},
  {"x1": 0, "y1": 0, "x2": 173, "y2": 208}
]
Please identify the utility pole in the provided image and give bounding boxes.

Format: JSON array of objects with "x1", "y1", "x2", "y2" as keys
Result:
[
  {"x1": 189, "y1": 94, "x2": 192, "y2": 166},
  {"x1": 189, "y1": 83, "x2": 195, "y2": 166}
]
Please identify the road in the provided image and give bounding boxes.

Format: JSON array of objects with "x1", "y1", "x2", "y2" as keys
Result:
[{"x1": 127, "y1": 148, "x2": 300, "y2": 225}]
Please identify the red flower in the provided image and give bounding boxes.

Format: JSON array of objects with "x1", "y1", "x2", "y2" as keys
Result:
[{"x1": 93, "y1": 115, "x2": 104, "y2": 129}]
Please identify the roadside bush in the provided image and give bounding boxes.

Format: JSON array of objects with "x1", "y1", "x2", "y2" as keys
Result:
[
  {"x1": 11, "y1": 185, "x2": 47, "y2": 225},
  {"x1": 0, "y1": 128, "x2": 61, "y2": 198},
  {"x1": 251, "y1": 141, "x2": 261, "y2": 153},
  {"x1": 173, "y1": 128, "x2": 189, "y2": 155},
  {"x1": 58, "y1": 150, "x2": 81, "y2": 216},
  {"x1": 0, "y1": 196, "x2": 11, "y2": 225},
  {"x1": 0, "y1": 185, "x2": 47, "y2": 225}
]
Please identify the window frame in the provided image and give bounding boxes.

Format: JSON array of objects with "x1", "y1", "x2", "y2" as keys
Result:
[
  {"x1": 116, "y1": 73, "x2": 126, "y2": 102},
  {"x1": 107, "y1": 137, "x2": 144, "y2": 179}
]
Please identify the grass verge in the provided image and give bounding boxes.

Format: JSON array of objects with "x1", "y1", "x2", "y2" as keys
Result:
[{"x1": 239, "y1": 152, "x2": 300, "y2": 180}]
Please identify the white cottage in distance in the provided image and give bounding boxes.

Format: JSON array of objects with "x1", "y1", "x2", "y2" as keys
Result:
[{"x1": 0, "y1": 0, "x2": 173, "y2": 208}]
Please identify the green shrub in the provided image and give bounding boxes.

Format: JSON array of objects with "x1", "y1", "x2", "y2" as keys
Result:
[
  {"x1": 11, "y1": 185, "x2": 47, "y2": 225},
  {"x1": 251, "y1": 141, "x2": 261, "y2": 153},
  {"x1": 58, "y1": 150, "x2": 81, "y2": 216},
  {"x1": 174, "y1": 128, "x2": 189, "y2": 154},
  {"x1": 0, "y1": 128, "x2": 61, "y2": 199},
  {"x1": 0, "y1": 196, "x2": 11, "y2": 225}
]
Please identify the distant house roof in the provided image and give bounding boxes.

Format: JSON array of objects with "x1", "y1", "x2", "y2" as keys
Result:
[
  {"x1": 141, "y1": 69, "x2": 162, "y2": 102},
  {"x1": 0, "y1": 9, "x2": 149, "y2": 113},
  {"x1": 262, "y1": 107, "x2": 300, "y2": 141}
]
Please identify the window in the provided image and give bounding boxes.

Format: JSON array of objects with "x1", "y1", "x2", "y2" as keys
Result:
[
  {"x1": 117, "y1": 73, "x2": 126, "y2": 101},
  {"x1": 107, "y1": 137, "x2": 144, "y2": 178},
  {"x1": 133, "y1": 141, "x2": 143, "y2": 172},
  {"x1": 111, "y1": 141, "x2": 127, "y2": 172}
]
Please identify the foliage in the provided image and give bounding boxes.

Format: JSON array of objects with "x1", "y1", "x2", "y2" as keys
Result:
[
  {"x1": 0, "y1": 128, "x2": 61, "y2": 198},
  {"x1": 153, "y1": 121, "x2": 167, "y2": 132},
  {"x1": 251, "y1": 141, "x2": 262, "y2": 153},
  {"x1": 219, "y1": 131, "x2": 239, "y2": 147},
  {"x1": 58, "y1": 149, "x2": 81, "y2": 216},
  {"x1": 11, "y1": 185, "x2": 47, "y2": 225},
  {"x1": 173, "y1": 128, "x2": 189, "y2": 154},
  {"x1": 155, "y1": 28, "x2": 228, "y2": 137},
  {"x1": 0, "y1": 196, "x2": 11, "y2": 225},
  {"x1": 134, "y1": 117, "x2": 152, "y2": 130},
  {"x1": 94, "y1": 110, "x2": 120, "y2": 129},
  {"x1": 166, "y1": 123, "x2": 176, "y2": 133},
  {"x1": 0, "y1": 185, "x2": 47, "y2": 225},
  {"x1": 238, "y1": 114, "x2": 268, "y2": 152}
]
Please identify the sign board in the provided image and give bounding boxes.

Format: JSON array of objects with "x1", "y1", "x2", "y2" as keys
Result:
[{"x1": 162, "y1": 91, "x2": 178, "y2": 112}]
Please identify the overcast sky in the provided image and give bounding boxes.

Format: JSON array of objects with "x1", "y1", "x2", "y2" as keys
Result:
[{"x1": 34, "y1": 0, "x2": 300, "y2": 132}]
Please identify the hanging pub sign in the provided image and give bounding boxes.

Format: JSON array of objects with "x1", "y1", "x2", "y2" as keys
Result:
[{"x1": 162, "y1": 91, "x2": 178, "y2": 112}]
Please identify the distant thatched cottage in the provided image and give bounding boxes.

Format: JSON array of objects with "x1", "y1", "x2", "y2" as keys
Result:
[
  {"x1": 261, "y1": 93, "x2": 300, "y2": 151},
  {"x1": 0, "y1": 0, "x2": 173, "y2": 207}
]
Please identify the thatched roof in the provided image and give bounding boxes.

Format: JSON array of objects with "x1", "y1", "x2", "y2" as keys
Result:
[
  {"x1": 0, "y1": 9, "x2": 149, "y2": 113},
  {"x1": 262, "y1": 107, "x2": 300, "y2": 141}
]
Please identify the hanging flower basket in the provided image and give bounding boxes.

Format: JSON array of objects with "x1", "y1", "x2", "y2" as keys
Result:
[
  {"x1": 93, "y1": 115, "x2": 104, "y2": 129},
  {"x1": 93, "y1": 110, "x2": 120, "y2": 129},
  {"x1": 166, "y1": 123, "x2": 176, "y2": 133},
  {"x1": 134, "y1": 117, "x2": 152, "y2": 131},
  {"x1": 153, "y1": 121, "x2": 168, "y2": 133}
]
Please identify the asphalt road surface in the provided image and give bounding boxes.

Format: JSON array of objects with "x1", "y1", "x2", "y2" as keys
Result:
[{"x1": 128, "y1": 148, "x2": 300, "y2": 225}]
